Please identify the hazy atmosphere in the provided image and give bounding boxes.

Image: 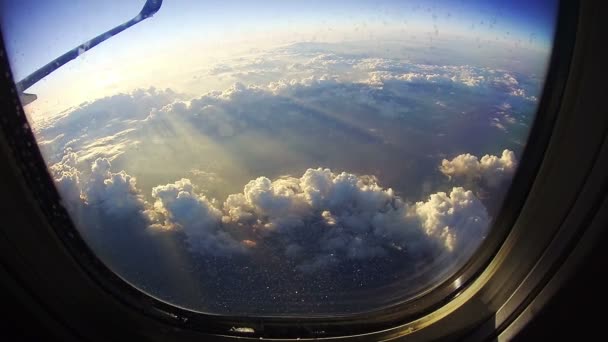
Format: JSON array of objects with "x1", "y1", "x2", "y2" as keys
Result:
[{"x1": 1, "y1": 0, "x2": 558, "y2": 315}]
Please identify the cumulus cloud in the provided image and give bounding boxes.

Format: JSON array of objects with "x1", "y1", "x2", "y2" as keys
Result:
[
  {"x1": 221, "y1": 168, "x2": 489, "y2": 272},
  {"x1": 48, "y1": 155, "x2": 244, "y2": 256},
  {"x1": 411, "y1": 187, "x2": 489, "y2": 252},
  {"x1": 222, "y1": 170, "x2": 393, "y2": 271},
  {"x1": 84, "y1": 157, "x2": 147, "y2": 217},
  {"x1": 48, "y1": 152, "x2": 492, "y2": 273},
  {"x1": 48, "y1": 149, "x2": 83, "y2": 209},
  {"x1": 149, "y1": 179, "x2": 245, "y2": 256},
  {"x1": 440, "y1": 150, "x2": 517, "y2": 187}
]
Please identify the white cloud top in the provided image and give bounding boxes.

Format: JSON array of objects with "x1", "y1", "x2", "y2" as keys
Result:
[
  {"x1": 412, "y1": 187, "x2": 489, "y2": 252},
  {"x1": 149, "y1": 178, "x2": 244, "y2": 256},
  {"x1": 440, "y1": 149, "x2": 518, "y2": 187}
]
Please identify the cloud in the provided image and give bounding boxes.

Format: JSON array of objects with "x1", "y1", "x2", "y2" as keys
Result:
[
  {"x1": 34, "y1": 46, "x2": 539, "y2": 179},
  {"x1": 221, "y1": 168, "x2": 490, "y2": 272},
  {"x1": 491, "y1": 118, "x2": 508, "y2": 132},
  {"x1": 149, "y1": 178, "x2": 245, "y2": 256},
  {"x1": 411, "y1": 187, "x2": 489, "y2": 252},
  {"x1": 49, "y1": 153, "x2": 491, "y2": 273},
  {"x1": 48, "y1": 156, "x2": 244, "y2": 256},
  {"x1": 48, "y1": 149, "x2": 82, "y2": 210},
  {"x1": 199, "y1": 44, "x2": 537, "y2": 101},
  {"x1": 490, "y1": 102, "x2": 525, "y2": 132},
  {"x1": 363, "y1": 66, "x2": 535, "y2": 100},
  {"x1": 84, "y1": 157, "x2": 147, "y2": 217},
  {"x1": 354, "y1": 57, "x2": 411, "y2": 72},
  {"x1": 440, "y1": 150, "x2": 517, "y2": 187},
  {"x1": 36, "y1": 87, "x2": 183, "y2": 164},
  {"x1": 50, "y1": 152, "x2": 147, "y2": 229}
]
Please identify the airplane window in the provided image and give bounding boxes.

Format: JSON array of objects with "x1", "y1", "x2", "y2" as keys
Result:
[{"x1": 0, "y1": 0, "x2": 559, "y2": 316}]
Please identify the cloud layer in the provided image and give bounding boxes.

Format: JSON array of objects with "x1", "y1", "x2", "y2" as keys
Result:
[
  {"x1": 34, "y1": 44, "x2": 538, "y2": 168},
  {"x1": 34, "y1": 41, "x2": 538, "y2": 313},
  {"x1": 39, "y1": 44, "x2": 530, "y2": 281}
]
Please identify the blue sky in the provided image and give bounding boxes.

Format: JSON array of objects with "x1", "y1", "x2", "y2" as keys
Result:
[{"x1": 1, "y1": 0, "x2": 559, "y2": 79}]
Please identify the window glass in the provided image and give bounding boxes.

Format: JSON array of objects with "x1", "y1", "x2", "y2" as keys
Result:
[{"x1": 1, "y1": 0, "x2": 559, "y2": 315}]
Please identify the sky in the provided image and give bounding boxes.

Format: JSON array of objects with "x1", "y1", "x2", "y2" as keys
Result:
[{"x1": 0, "y1": 0, "x2": 559, "y2": 119}]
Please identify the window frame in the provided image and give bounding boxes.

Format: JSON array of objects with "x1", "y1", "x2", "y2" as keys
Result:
[{"x1": 1, "y1": 0, "x2": 605, "y2": 340}]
